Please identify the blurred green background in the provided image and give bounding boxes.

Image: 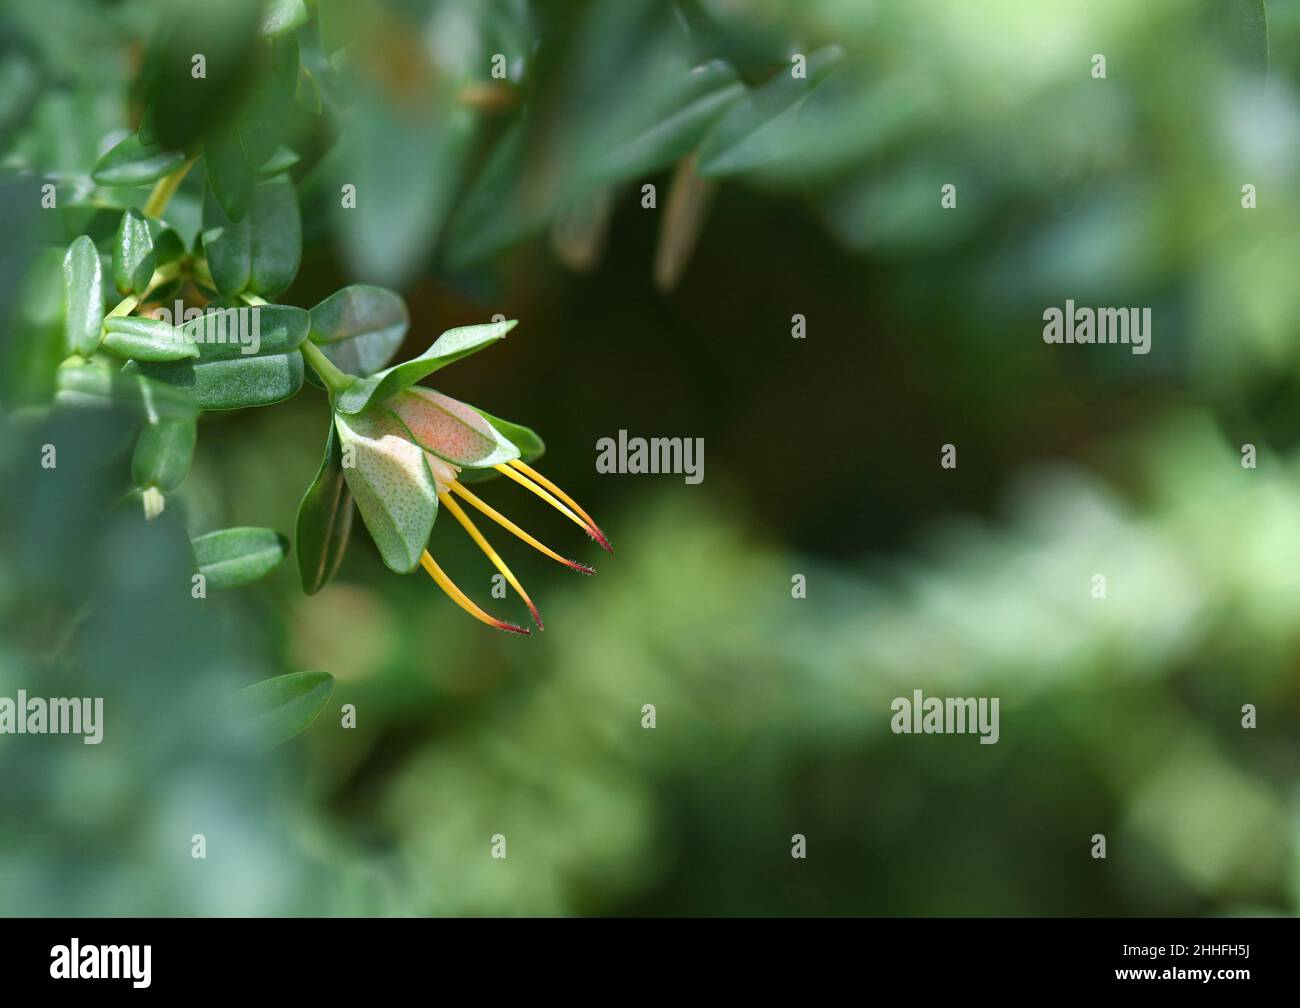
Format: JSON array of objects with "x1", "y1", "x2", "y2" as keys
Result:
[{"x1": 3, "y1": 0, "x2": 1300, "y2": 915}]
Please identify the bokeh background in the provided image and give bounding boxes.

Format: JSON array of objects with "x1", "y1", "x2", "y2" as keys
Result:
[{"x1": 3, "y1": 0, "x2": 1300, "y2": 915}]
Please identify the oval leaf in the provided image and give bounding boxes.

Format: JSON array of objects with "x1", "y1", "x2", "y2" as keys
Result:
[
  {"x1": 234, "y1": 670, "x2": 334, "y2": 748},
  {"x1": 132, "y1": 416, "x2": 196, "y2": 492},
  {"x1": 91, "y1": 133, "x2": 188, "y2": 188},
  {"x1": 335, "y1": 319, "x2": 516, "y2": 414},
  {"x1": 308, "y1": 284, "x2": 409, "y2": 378},
  {"x1": 193, "y1": 526, "x2": 289, "y2": 588},
  {"x1": 114, "y1": 208, "x2": 156, "y2": 295},
  {"x1": 62, "y1": 236, "x2": 104, "y2": 356},
  {"x1": 296, "y1": 418, "x2": 354, "y2": 594},
  {"x1": 202, "y1": 183, "x2": 252, "y2": 296},
  {"x1": 248, "y1": 173, "x2": 301, "y2": 296},
  {"x1": 102, "y1": 317, "x2": 199, "y2": 361},
  {"x1": 55, "y1": 364, "x2": 199, "y2": 422}
]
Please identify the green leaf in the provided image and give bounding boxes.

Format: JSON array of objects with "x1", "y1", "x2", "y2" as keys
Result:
[
  {"x1": 102, "y1": 317, "x2": 200, "y2": 361},
  {"x1": 240, "y1": 34, "x2": 299, "y2": 168},
  {"x1": 457, "y1": 409, "x2": 545, "y2": 483},
  {"x1": 6, "y1": 247, "x2": 67, "y2": 408},
  {"x1": 248, "y1": 173, "x2": 301, "y2": 296},
  {"x1": 234, "y1": 670, "x2": 334, "y2": 748},
  {"x1": 258, "y1": 144, "x2": 300, "y2": 174},
  {"x1": 62, "y1": 235, "x2": 104, "y2": 356},
  {"x1": 444, "y1": 120, "x2": 541, "y2": 269},
  {"x1": 202, "y1": 183, "x2": 251, "y2": 296},
  {"x1": 261, "y1": 0, "x2": 309, "y2": 37},
  {"x1": 1220, "y1": 0, "x2": 1269, "y2": 74},
  {"x1": 308, "y1": 285, "x2": 409, "y2": 378},
  {"x1": 132, "y1": 416, "x2": 196, "y2": 492},
  {"x1": 591, "y1": 60, "x2": 745, "y2": 183},
  {"x1": 55, "y1": 363, "x2": 199, "y2": 421},
  {"x1": 696, "y1": 46, "x2": 844, "y2": 177},
  {"x1": 205, "y1": 127, "x2": 255, "y2": 221},
  {"x1": 334, "y1": 407, "x2": 438, "y2": 574},
  {"x1": 387, "y1": 388, "x2": 519, "y2": 467},
  {"x1": 130, "y1": 303, "x2": 308, "y2": 410},
  {"x1": 91, "y1": 133, "x2": 188, "y2": 187},
  {"x1": 335, "y1": 319, "x2": 516, "y2": 414},
  {"x1": 192, "y1": 526, "x2": 289, "y2": 588},
  {"x1": 296, "y1": 418, "x2": 354, "y2": 594},
  {"x1": 113, "y1": 208, "x2": 156, "y2": 295}
]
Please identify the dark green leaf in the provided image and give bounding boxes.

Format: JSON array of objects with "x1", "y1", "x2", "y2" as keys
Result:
[
  {"x1": 192, "y1": 526, "x2": 289, "y2": 588},
  {"x1": 91, "y1": 133, "x2": 188, "y2": 188},
  {"x1": 55, "y1": 363, "x2": 199, "y2": 421},
  {"x1": 258, "y1": 145, "x2": 300, "y2": 174},
  {"x1": 132, "y1": 416, "x2": 196, "y2": 492},
  {"x1": 592, "y1": 60, "x2": 745, "y2": 183},
  {"x1": 308, "y1": 285, "x2": 409, "y2": 378},
  {"x1": 202, "y1": 183, "x2": 251, "y2": 296},
  {"x1": 6, "y1": 248, "x2": 66, "y2": 408},
  {"x1": 205, "y1": 127, "x2": 255, "y2": 221},
  {"x1": 248, "y1": 173, "x2": 301, "y2": 296},
  {"x1": 130, "y1": 303, "x2": 308, "y2": 410},
  {"x1": 102, "y1": 317, "x2": 198, "y2": 361},
  {"x1": 296, "y1": 418, "x2": 354, "y2": 594},
  {"x1": 62, "y1": 235, "x2": 104, "y2": 355},
  {"x1": 335, "y1": 319, "x2": 516, "y2": 414},
  {"x1": 113, "y1": 208, "x2": 156, "y2": 295},
  {"x1": 696, "y1": 46, "x2": 844, "y2": 177},
  {"x1": 240, "y1": 34, "x2": 299, "y2": 168},
  {"x1": 233, "y1": 670, "x2": 334, "y2": 748},
  {"x1": 1219, "y1": 0, "x2": 1269, "y2": 74}
]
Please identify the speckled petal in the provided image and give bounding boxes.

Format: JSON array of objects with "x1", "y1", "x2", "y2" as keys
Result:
[{"x1": 386, "y1": 387, "x2": 519, "y2": 467}]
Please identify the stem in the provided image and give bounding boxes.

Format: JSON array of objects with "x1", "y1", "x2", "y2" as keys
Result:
[
  {"x1": 106, "y1": 260, "x2": 183, "y2": 318},
  {"x1": 300, "y1": 339, "x2": 355, "y2": 395},
  {"x1": 142, "y1": 155, "x2": 197, "y2": 219}
]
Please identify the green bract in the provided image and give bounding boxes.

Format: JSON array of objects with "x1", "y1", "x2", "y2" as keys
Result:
[
  {"x1": 333, "y1": 407, "x2": 439, "y2": 574},
  {"x1": 296, "y1": 418, "x2": 354, "y2": 595},
  {"x1": 334, "y1": 319, "x2": 516, "y2": 414}
]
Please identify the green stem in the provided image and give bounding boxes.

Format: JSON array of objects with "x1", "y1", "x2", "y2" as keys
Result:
[
  {"x1": 142, "y1": 156, "x2": 197, "y2": 219},
  {"x1": 300, "y1": 339, "x2": 355, "y2": 395},
  {"x1": 106, "y1": 260, "x2": 183, "y2": 318}
]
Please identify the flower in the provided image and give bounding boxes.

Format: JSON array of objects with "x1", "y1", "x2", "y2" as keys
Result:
[{"x1": 334, "y1": 385, "x2": 610, "y2": 635}]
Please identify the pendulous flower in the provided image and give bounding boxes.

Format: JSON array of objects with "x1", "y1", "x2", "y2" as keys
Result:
[{"x1": 311, "y1": 319, "x2": 609, "y2": 635}]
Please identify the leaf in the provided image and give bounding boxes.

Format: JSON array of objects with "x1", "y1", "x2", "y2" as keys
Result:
[
  {"x1": 102, "y1": 317, "x2": 200, "y2": 361},
  {"x1": 591, "y1": 60, "x2": 745, "y2": 183},
  {"x1": 1220, "y1": 0, "x2": 1269, "y2": 74},
  {"x1": 240, "y1": 34, "x2": 299, "y2": 168},
  {"x1": 334, "y1": 407, "x2": 438, "y2": 574},
  {"x1": 202, "y1": 183, "x2": 251, "y2": 296},
  {"x1": 62, "y1": 235, "x2": 104, "y2": 356},
  {"x1": 248, "y1": 173, "x2": 301, "y2": 296},
  {"x1": 113, "y1": 208, "x2": 156, "y2": 295},
  {"x1": 387, "y1": 388, "x2": 519, "y2": 467},
  {"x1": 261, "y1": 0, "x2": 309, "y2": 37},
  {"x1": 444, "y1": 119, "x2": 544, "y2": 269},
  {"x1": 296, "y1": 418, "x2": 354, "y2": 594},
  {"x1": 335, "y1": 319, "x2": 516, "y2": 414},
  {"x1": 308, "y1": 285, "x2": 409, "y2": 378},
  {"x1": 6, "y1": 247, "x2": 66, "y2": 408},
  {"x1": 258, "y1": 145, "x2": 300, "y2": 174},
  {"x1": 205, "y1": 126, "x2": 255, "y2": 222},
  {"x1": 91, "y1": 133, "x2": 188, "y2": 187},
  {"x1": 192, "y1": 526, "x2": 289, "y2": 588},
  {"x1": 696, "y1": 46, "x2": 844, "y2": 177},
  {"x1": 131, "y1": 303, "x2": 308, "y2": 410},
  {"x1": 458, "y1": 408, "x2": 545, "y2": 483},
  {"x1": 132, "y1": 416, "x2": 196, "y2": 492},
  {"x1": 234, "y1": 670, "x2": 334, "y2": 748},
  {"x1": 55, "y1": 363, "x2": 199, "y2": 422}
]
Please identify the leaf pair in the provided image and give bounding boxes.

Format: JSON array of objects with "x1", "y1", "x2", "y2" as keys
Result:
[{"x1": 202, "y1": 174, "x2": 301, "y2": 298}]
